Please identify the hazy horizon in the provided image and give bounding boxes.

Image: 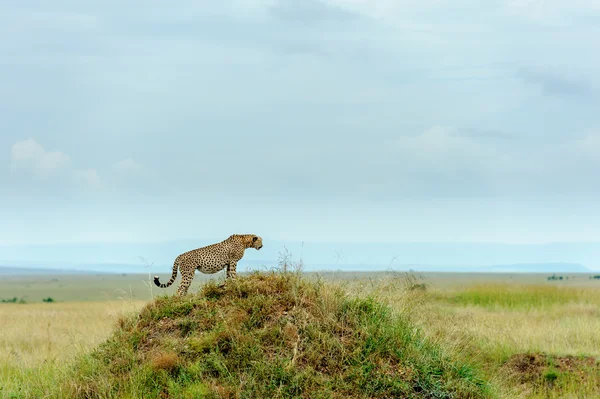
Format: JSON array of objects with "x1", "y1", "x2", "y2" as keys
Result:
[{"x1": 2, "y1": 238, "x2": 600, "y2": 273}]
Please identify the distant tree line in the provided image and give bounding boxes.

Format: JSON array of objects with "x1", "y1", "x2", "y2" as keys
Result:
[
  {"x1": 547, "y1": 274, "x2": 600, "y2": 281},
  {"x1": 0, "y1": 297, "x2": 26, "y2": 303},
  {"x1": 0, "y1": 296, "x2": 56, "y2": 303},
  {"x1": 547, "y1": 274, "x2": 567, "y2": 281}
]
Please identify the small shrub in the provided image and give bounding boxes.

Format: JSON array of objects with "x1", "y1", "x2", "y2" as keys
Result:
[
  {"x1": 544, "y1": 370, "x2": 559, "y2": 382},
  {"x1": 42, "y1": 297, "x2": 55, "y2": 303}
]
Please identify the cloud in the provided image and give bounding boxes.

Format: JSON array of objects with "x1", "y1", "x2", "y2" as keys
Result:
[
  {"x1": 371, "y1": 126, "x2": 504, "y2": 196},
  {"x1": 10, "y1": 139, "x2": 71, "y2": 178},
  {"x1": 517, "y1": 68, "x2": 596, "y2": 99},
  {"x1": 178, "y1": 123, "x2": 600, "y2": 200},
  {"x1": 8, "y1": 139, "x2": 145, "y2": 192},
  {"x1": 575, "y1": 131, "x2": 600, "y2": 158},
  {"x1": 330, "y1": 124, "x2": 600, "y2": 198},
  {"x1": 71, "y1": 168, "x2": 102, "y2": 190},
  {"x1": 1, "y1": 1, "x2": 599, "y2": 204}
]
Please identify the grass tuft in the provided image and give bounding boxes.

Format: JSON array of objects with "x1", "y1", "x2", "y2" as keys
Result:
[{"x1": 150, "y1": 351, "x2": 180, "y2": 372}]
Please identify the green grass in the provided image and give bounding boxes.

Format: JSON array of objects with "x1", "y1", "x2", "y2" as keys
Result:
[
  {"x1": 433, "y1": 283, "x2": 600, "y2": 310},
  {"x1": 40, "y1": 272, "x2": 492, "y2": 399}
]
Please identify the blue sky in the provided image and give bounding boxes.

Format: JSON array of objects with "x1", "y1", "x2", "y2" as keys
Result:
[{"x1": 1, "y1": 0, "x2": 600, "y2": 246}]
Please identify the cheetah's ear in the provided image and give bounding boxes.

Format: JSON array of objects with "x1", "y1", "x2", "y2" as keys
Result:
[{"x1": 252, "y1": 236, "x2": 258, "y2": 242}]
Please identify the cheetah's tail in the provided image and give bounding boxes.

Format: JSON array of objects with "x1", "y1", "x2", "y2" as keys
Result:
[{"x1": 154, "y1": 261, "x2": 178, "y2": 288}]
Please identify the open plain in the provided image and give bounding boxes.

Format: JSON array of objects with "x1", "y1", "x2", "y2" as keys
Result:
[{"x1": 1, "y1": 270, "x2": 599, "y2": 398}]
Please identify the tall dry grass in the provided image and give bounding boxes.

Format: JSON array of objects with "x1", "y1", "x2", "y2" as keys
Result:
[
  {"x1": 336, "y1": 274, "x2": 600, "y2": 398},
  {"x1": 430, "y1": 283, "x2": 600, "y2": 356},
  {"x1": 0, "y1": 300, "x2": 145, "y2": 396}
]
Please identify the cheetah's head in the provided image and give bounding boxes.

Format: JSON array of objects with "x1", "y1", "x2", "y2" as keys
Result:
[{"x1": 249, "y1": 235, "x2": 263, "y2": 250}]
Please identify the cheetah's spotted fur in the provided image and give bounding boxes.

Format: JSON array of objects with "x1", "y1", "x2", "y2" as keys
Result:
[{"x1": 153, "y1": 234, "x2": 263, "y2": 296}]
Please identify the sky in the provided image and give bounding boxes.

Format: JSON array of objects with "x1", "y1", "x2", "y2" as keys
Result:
[{"x1": 1, "y1": 0, "x2": 600, "y2": 246}]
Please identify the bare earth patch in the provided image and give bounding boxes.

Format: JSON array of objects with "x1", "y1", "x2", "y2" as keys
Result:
[{"x1": 503, "y1": 352, "x2": 599, "y2": 385}]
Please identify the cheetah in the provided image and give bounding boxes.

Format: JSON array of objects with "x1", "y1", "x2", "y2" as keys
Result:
[{"x1": 153, "y1": 234, "x2": 263, "y2": 296}]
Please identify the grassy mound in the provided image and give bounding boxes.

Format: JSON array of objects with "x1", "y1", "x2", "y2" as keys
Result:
[{"x1": 60, "y1": 272, "x2": 492, "y2": 399}]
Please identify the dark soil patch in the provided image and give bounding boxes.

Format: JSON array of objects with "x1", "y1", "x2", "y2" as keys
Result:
[{"x1": 503, "y1": 352, "x2": 600, "y2": 384}]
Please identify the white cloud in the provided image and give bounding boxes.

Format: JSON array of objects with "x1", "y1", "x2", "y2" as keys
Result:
[
  {"x1": 575, "y1": 132, "x2": 600, "y2": 157},
  {"x1": 358, "y1": 124, "x2": 600, "y2": 197},
  {"x1": 10, "y1": 138, "x2": 71, "y2": 178},
  {"x1": 8, "y1": 139, "x2": 145, "y2": 192},
  {"x1": 71, "y1": 168, "x2": 102, "y2": 190}
]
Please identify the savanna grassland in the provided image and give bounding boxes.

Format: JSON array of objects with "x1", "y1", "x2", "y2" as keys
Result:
[{"x1": 1, "y1": 269, "x2": 599, "y2": 398}]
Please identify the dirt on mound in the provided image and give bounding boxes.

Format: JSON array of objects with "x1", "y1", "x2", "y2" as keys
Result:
[
  {"x1": 63, "y1": 272, "x2": 491, "y2": 399},
  {"x1": 503, "y1": 352, "x2": 600, "y2": 385}
]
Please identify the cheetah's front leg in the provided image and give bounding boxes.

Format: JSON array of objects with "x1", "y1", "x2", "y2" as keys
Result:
[{"x1": 226, "y1": 261, "x2": 237, "y2": 280}]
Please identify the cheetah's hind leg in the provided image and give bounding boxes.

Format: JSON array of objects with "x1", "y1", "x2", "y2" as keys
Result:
[{"x1": 176, "y1": 270, "x2": 194, "y2": 296}]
